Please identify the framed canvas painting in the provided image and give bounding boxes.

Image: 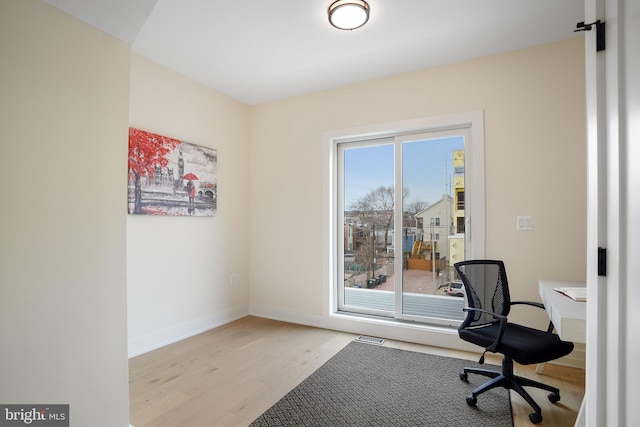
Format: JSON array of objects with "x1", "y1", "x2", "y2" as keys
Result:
[{"x1": 127, "y1": 128, "x2": 217, "y2": 216}]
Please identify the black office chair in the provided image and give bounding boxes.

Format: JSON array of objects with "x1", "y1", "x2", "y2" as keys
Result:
[{"x1": 453, "y1": 260, "x2": 574, "y2": 424}]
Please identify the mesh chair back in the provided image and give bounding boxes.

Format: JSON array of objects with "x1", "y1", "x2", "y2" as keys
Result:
[{"x1": 454, "y1": 260, "x2": 511, "y2": 328}]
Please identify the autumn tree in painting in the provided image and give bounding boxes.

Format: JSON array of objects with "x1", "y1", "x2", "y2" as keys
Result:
[{"x1": 128, "y1": 128, "x2": 181, "y2": 214}]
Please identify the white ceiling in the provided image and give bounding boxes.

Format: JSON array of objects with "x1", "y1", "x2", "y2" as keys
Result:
[{"x1": 43, "y1": 0, "x2": 585, "y2": 105}]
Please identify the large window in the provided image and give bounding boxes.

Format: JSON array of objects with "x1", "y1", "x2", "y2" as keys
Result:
[{"x1": 326, "y1": 112, "x2": 484, "y2": 326}]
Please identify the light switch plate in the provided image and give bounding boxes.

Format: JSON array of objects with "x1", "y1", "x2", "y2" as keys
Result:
[{"x1": 517, "y1": 216, "x2": 533, "y2": 230}]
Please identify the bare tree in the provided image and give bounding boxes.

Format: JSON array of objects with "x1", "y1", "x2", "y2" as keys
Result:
[
  {"x1": 353, "y1": 236, "x2": 375, "y2": 280},
  {"x1": 350, "y1": 186, "x2": 395, "y2": 249},
  {"x1": 405, "y1": 200, "x2": 430, "y2": 228},
  {"x1": 407, "y1": 200, "x2": 429, "y2": 215}
]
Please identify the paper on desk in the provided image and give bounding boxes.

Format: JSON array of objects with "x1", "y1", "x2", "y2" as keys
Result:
[{"x1": 553, "y1": 287, "x2": 587, "y2": 302}]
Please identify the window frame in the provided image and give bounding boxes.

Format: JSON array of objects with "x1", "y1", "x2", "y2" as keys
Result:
[{"x1": 324, "y1": 111, "x2": 485, "y2": 320}]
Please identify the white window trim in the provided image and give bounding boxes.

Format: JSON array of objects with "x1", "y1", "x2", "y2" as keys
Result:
[{"x1": 323, "y1": 111, "x2": 485, "y2": 318}]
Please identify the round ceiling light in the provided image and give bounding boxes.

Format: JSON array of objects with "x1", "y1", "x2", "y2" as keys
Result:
[{"x1": 328, "y1": 0, "x2": 370, "y2": 31}]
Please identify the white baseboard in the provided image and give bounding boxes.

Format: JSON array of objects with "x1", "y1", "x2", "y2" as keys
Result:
[
  {"x1": 128, "y1": 305, "x2": 250, "y2": 358},
  {"x1": 250, "y1": 304, "x2": 587, "y2": 371},
  {"x1": 250, "y1": 304, "x2": 477, "y2": 353},
  {"x1": 550, "y1": 342, "x2": 586, "y2": 369}
]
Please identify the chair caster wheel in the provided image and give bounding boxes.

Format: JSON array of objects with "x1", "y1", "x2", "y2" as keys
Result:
[
  {"x1": 459, "y1": 372, "x2": 468, "y2": 382},
  {"x1": 466, "y1": 395, "x2": 477, "y2": 406},
  {"x1": 548, "y1": 392, "x2": 561, "y2": 403},
  {"x1": 529, "y1": 412, "x2": 542, "y2": 424}
]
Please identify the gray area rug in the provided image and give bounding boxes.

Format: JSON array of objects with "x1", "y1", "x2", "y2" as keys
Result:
[{"x1": 250, "y1": 341, "x2": 513, "y2": 427}]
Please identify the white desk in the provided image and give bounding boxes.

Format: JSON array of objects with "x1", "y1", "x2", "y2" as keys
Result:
[
  {"x1": 538, "y1": 280, "x2": 586, "y2": 343},
  {"x1": 539, "y1": 279, "x2": 587, "y2": 427}
]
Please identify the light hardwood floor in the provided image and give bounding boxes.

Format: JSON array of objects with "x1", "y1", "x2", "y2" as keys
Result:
[{"x1": 129, "y1": 316, "x2": 585, "y2": 427}]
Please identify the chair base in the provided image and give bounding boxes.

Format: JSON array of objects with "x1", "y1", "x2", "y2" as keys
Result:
[{"x1": 460, "y1": 357, "x2": 561, "y2": 424}]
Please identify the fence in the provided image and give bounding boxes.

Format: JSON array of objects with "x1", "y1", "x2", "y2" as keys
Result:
[{"x1": 345, "y1": 263, "x2": 395, "y2": 288}]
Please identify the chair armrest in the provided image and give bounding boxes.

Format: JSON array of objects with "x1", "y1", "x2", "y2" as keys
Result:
[
  {"x1": 462, "y1": 307, "x2": 507, "y2": 352},
  {"x1": 510, "y1": 300, "x2": 545, "y2": 310},
  {"x1": 510, "y1": 301, "x2": 554, "y2": 333}
]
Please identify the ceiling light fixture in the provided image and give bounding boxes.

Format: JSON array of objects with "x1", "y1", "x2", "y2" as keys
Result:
[{"x1": 328, "y1": 0, "x2": 370, "y2": 31}]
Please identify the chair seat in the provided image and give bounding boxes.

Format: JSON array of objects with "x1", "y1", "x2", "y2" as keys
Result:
[{"x1": 459, "y1": 322, "x2": 574, "y2": 365}]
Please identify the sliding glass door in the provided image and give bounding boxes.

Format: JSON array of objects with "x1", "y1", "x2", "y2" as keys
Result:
[
  {"x1": 340, "y1": 140, "x2": 395, "y2": 316},
  {"x1": 336, "y1": 125, "x2": 476, "y2": 325},
  {"x1": 396, "y1": 132, "x2": 465, "y2": 324}
]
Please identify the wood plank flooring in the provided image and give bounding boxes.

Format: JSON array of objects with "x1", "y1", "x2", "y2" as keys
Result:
[{"x1": 129, "y1": 316, "x2": 585, "y2": 427}]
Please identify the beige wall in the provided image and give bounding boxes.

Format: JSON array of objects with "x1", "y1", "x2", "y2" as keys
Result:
[
  {"x1": 249, "y1": 38, "x2": 586, "y2": 334},
  {"x1": 0, "y1": 1, "x2": 130, "y2": 425},
  {"x1": 0, "y1": 0, "x2": 588, "y2": 420},
  {"x1": 127, "y1": 55, "x2": 251, "y2": 356}
]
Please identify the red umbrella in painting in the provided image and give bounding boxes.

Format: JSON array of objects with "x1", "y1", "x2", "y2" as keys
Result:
[{"x1": 183, "y1": 173, "x2": 198, "y2": 214}]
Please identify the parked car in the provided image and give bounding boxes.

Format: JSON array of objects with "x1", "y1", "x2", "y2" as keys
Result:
[{"x1": 447, "y1": 280, "x2": 465, "y2": 297}]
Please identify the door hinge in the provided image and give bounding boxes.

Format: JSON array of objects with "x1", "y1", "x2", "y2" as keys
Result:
[
  {"x1": 598, "y1": 247, "x2": 607, "y2": 276},
  {"x1": 575, "y1": 20, "x2": 606, "y2": 52}
]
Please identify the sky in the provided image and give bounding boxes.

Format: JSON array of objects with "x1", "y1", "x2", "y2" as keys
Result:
[{"x1": 343, "y1": 135, "x2": 464, "y2": 209}]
